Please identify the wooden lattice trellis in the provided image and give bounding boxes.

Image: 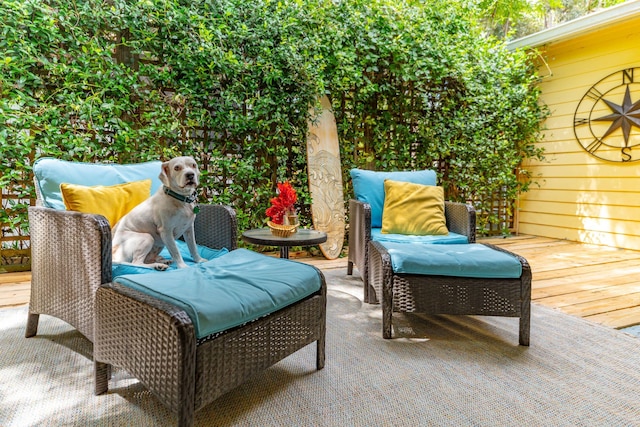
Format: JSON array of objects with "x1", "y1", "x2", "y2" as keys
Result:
[
  {"x1": 432, "y1": 161, "x2": 516, "y2": 236},
  {"x1": 1, "y1": 176, "x2": 34, "y2": 273}
]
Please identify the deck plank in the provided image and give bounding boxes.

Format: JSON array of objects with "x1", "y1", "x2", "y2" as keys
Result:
[
  {"x1": 585, "y1": 305, "x2": 640, "y2": 328},
  {"x1": 536, "y1": 282, "x2": 640, "y2": 307},
  {"x1": 532, "y1": 258, "x2": 640, "y2": 282},
  {"x1": 560, "y1": 292, "x2": 640, "y2": 317},
  {"x1": 0, "y1": 282, "x2": 30, "y2": 307},
  {"x1": 533, "y1": 265, "x2": 640, "y2": 296},
  {"x1": 0, "y1": 272, "x2": 31, "y2": 285}
]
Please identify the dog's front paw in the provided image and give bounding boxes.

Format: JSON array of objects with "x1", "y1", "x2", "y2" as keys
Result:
[
  {"x1": 194, "y1": 257, "x2": 208, "y2": 263},
  {"x1": 152, "y1": 263, "x2": 170, "y2": 271},
  {"x1": 155, "y1": 256, "x2": 173, "y2": 265}
]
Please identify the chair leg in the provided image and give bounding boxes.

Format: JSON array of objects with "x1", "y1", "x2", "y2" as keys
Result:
[
  {"x1": 316, "y1": 337, "x2": 326, "y2": 370},
  {"x1": 382, "y1": 279, "x2": 393, "y2": 339},
  {"x1": 25, "y1": 312, "x2": 39, "y2": 338},
  {"x1": 519, "y1": 317, "x2": 530, "y2": 346},
  {"x1": 519, "y1": 307, "x2": 531, "y2": 346},
  {"x1": 382, "y1": 310, "x2": 392, "y2": 339},
  {"x1": 520, "y1": 277, "x2": 531, "y2": 346},
  {"x1": 347, "y1": 261, "x2": 353, "y2": 275},
  {"x1": 364, "y1": 268, "x2": 374, "y2": 304},
  {"x1": 94, "y1": 361, "x2": 110, "y2": 395}
]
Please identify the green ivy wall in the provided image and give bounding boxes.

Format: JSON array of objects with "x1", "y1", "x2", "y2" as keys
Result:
[{"x1": 0, "y1": 0, "x2": 546, "y2": 269}]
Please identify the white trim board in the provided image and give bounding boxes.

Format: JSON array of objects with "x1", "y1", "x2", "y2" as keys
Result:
[{"x1": 508, "y1": 0, "x2": 640, "y2": 50}]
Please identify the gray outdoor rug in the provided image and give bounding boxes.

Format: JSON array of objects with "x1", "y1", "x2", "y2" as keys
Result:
[{"x1": 1, "y1": 268, "x2": 639, "y2": 426}]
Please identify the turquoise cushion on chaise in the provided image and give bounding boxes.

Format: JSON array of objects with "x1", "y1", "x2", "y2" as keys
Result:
[
  {"x1": 382, "y1": 242, "x2": 522, "y2": 279},
  {"x1": 371, "y1": 228, "x2": 469, "y2": 245},
  {"x1": 111, "y1": 240, "x2": 229, "y2": 277},
  {"x1": 350, "y1": 168, "x2": 437, "y2": 228},
  {"x1": 113, "y1": 249, "x2": 323, "y2": 339},
  {"x1": 33, "y1": 157, "x2": 163, "y2": 210}
]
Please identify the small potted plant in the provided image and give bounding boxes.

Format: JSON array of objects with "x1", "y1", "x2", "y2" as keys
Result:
[{"x1": 265, "y1": 181, "x2": 299, "y2": 236}]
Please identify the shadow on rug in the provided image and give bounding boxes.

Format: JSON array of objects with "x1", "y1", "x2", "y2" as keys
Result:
[{"x1": 1, "y1": 268, "x2": 639, "y2": 426}]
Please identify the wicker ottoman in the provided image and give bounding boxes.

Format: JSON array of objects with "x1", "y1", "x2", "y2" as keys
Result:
[
  {"x1": 368, "y1": 241, "x2": 531, "y2": 345},
  {"x1": 94, "y1": 251, "x2": 326, "y2": 427}
]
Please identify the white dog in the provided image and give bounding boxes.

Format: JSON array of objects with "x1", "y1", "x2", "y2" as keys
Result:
[{"x1": 112, "y1": 156, "x2": 207, "y2": 270}]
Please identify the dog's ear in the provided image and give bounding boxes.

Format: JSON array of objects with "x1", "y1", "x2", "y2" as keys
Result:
[{"x1": 159, "y1": 161, "x2": 171, "y2": 186}]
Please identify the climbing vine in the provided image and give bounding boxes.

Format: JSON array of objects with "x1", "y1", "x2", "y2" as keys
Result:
[{"x1": 1, "y1": 0, "x2": 546, "y2": 260}]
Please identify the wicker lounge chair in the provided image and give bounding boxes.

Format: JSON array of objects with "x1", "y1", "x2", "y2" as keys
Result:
[
  {"x1": 26, "y1": 159, "x2": 327, "y2": 426},
  {"x1": 368, "y1": 240, "x2": 531, "y2": 345},
  {"x1": 346, "y1": 169, "x2": 476, "y2": 303},
  {"x1": 26, "y1": 201, "x2": 236, "y2": 343}
]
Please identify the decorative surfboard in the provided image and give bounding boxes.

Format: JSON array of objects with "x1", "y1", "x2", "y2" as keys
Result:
[{"x1": 306, "y1": 95, "x2": 345, "y2": 260}]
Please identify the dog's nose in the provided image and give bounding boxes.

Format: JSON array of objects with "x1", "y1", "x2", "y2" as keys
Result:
[{"x1": 186, "y1": 172, "x2": 195, "y2": 181}]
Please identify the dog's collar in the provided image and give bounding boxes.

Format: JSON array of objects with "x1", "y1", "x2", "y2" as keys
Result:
[{"x1": 163, "y1": 186, "x2": 197, "y2": 204}]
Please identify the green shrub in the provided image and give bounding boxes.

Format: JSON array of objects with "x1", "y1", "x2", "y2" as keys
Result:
[
  {"x1": 1, "y1": 0, "x2": 546, "y2": 250},
  {"x1": 318, "y1": 0, "x2": 546, "y2": 232}
]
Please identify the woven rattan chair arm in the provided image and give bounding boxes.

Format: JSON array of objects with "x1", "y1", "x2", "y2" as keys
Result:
[
  {"x1": 367, "y1": 241, "x2": 393, "y2": 305},
  {"x1": 348, "y1": 199, "x2": 372, "y2": 259},
  {"x1": 444, "y1": 201, "x2": 476, "y2": 243},
  {"x1": 194, "y1": 204, "x2": 238, "y2": 250},
  {"x1": 348, "y1": 199, "x2": 373, "y2": 297},
  {"x1": 28, "y1": 206, "x2": 112, "y2": 342},
  {"x1": 28, "y1": 206, "x2": 113, "y2": 283}
]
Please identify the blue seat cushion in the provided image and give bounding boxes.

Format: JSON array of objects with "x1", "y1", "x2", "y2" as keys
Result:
[
  {"x1": 381, "y1": 242, "x2": 522, "y2": 279},
  {"x1": 371, "y1": 228, "x2": 469, "y2": 245},
  {"x1": 350, "y1": 169, "x2": 437, "y2": 228},
  {"x1": 33, "y1": 157, "x2": 163, "y2": 210},
  {"x1": 112, "y1": 240, "x2": 229, "y2": 277},
  {"x1": 113, "y1": 249, "x2": 323, "y2": 339}
]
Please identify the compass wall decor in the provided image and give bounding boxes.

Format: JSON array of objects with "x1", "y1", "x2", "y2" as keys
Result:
[{"x1": 573, "y1": 67, "x2": 640, "y2": 162}]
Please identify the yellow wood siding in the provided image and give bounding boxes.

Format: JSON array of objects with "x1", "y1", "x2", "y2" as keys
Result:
[{"x1": 518, "y1": 17, "x2": 640, "y2": 250}]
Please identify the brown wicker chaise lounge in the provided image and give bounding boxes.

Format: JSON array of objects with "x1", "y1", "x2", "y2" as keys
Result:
[
  {"x1": 26, "y1": 159, "x2": 326, "y2": 427},
  {"x1": 368, "y1": 240, "x2": 531, "y2": 345},
  {"x1": 346, "y1": 169, "x2": 476, "y2": 303},
  {"x1": 26, "y1": 202, "x2": 237, "y2": 343},
  {"x1": 348, "y1": 199, "x2": 476, "y2": 301}
]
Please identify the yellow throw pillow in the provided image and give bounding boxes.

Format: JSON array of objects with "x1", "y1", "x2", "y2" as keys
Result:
[
  {"x1": 60, "y1": 179, "x2": 152, "y2": 227},
  {"x1": 381, "y1": 180, "x2": 449, "y2": 235}
]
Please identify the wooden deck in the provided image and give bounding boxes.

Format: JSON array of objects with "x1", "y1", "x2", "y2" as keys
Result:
[
  {"x1": 2, "y1": 235, "x2": 640, "y2": 329},
  {"x1": 479, "y1": 235, "x2": 640, "y2": 329}
]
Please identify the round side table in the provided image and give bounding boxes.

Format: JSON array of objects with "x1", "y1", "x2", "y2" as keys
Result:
[{"x1": 241, "y1": 228, "x2": 327, "y2": 259}]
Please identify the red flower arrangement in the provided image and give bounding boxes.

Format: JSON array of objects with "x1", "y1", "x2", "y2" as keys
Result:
[{"x1": 265, "y1": 181, "x2": 297, "y2": 225}]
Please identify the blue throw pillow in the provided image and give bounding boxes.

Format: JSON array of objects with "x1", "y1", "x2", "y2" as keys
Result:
[
  {"x1": 33, "y1": 157, "x2": 163, "y2": 210},
  {"x1": 350, "y1": 169, "x2": 437, "y2": 228}
]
